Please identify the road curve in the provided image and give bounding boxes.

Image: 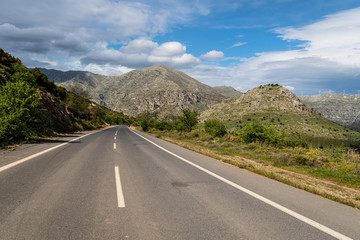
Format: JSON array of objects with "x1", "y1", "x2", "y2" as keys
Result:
[{"x1": 0, "y1": 126, "x2": 359, "y2": 239}]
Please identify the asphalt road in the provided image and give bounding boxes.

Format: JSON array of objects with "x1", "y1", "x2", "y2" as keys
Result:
[{"x1": 0, "y1": 126, "x2": 359, "y2": 239}]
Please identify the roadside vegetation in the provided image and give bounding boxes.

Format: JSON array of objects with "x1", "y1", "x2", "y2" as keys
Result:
[
  {"x1": 0, "y1": 49, "x2": 133, "y2": 147},
  {"x1": 135, "y1": 109, "x2": 360, "y2": 208}
]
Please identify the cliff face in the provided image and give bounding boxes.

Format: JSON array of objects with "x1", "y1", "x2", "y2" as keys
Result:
[
  {"x1": 41, "y1": 65, "x2": 226, "y2": 119},
  {"x1": 299, "y1": 94, "x2": 360, "y2": 131}
]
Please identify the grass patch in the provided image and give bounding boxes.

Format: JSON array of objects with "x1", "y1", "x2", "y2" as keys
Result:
[{"x1": 309, "y1": 168, "x2": 360, "y2": 188}]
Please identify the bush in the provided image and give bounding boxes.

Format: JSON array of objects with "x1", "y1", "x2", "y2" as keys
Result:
[
  {"x1": 141, "y1": 119, "x2": 150, "y2": 132},
  {"x1": 240, "y1": 121, "x2": 281, "y2": 144},
  {"x1": 171, "y1": 119, "x2": 186, "y2": 132},
  {"x1": 179, "y1": 109, "x2": 198, "y2": 132},
  {"x1": 204, "y1": 119, "x2": 227, "y2": 138},
  {"x1": 154, "y1": 120, "x2": 172, "y2": 131}
]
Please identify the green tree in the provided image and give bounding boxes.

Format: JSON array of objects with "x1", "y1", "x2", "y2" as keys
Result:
[
  {"x1": 179, "y1": 109, "x2": 198, "y2": 132},
  {"x1": 204, "y1": 119, "x2": 227, "y2": 138},
  {"x1": 0, "y1": 77, "x2": 40, "y2": 144}
]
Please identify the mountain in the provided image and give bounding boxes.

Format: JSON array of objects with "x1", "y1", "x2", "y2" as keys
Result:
[
  {"x1": 200, "y1": 84, "x2": 358, "y2": 141},
  {"x1": 40, "y1": 65, "x2": 226, "y2": 119},
  {"x1": 299, "y1": 94, "x2": 360, "y2": 131},
  {"x1": 213, "y1": 86, "x2": 242, "y2": 97}
]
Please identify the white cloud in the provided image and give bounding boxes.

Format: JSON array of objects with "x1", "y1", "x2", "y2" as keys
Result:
[
  {"x1": 232, "y1": 42, "x2": 247, "y2": 47},
  {"x1": 284, "y1": 86, "x2": 295, "y2": 91},
  {"x1": 83, "y1": 63, "x2": 133, "y2": 76},
  {"x1": 200, "y1": 50, "x2": 224, "y2": 61},
  {"x1": 151, "y1": 42, "x2": 186, "y2": 57},
  {"x1": 121, "y1": 38, "x2": 158, "y2": 53},
  {"x1": 81, "y1": 40, "x2": 199, "y2": 69}
]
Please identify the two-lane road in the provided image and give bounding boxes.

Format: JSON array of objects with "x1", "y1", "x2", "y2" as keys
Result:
[{"x1": 0, "y1": 126, "x2": 359, "y2": 239}]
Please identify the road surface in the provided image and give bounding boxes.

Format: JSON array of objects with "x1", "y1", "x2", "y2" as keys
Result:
[{"x1": 0, "y1": 126, "x2": 359, "y2": 239}]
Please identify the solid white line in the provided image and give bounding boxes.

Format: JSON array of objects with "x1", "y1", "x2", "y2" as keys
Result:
[
  {"x1": 0, "y1": 131, "x2": 97, "y2": 173},
  {"x1": 114, "y1": 143, "x2": 116, "y2": 149},
  {"x1": 129, "y1": 129, "x2": 352, "y2": 240},
  {"x1": 114, "y1": 166, "x2": 125, "y2": 208}
]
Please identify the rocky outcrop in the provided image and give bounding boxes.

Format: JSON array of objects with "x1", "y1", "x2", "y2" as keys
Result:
[{"x1": 37, "y1": 90, "x2": 75, "y2": 132}]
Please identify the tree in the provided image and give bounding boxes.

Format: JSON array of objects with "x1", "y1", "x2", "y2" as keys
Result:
[
  {"x1": 204, "y1": 119, "x2": 227, "y2": 138},
  {"x1": 179, "y1": 109, "x2": 198, "y2": 132},
  {"x1": 0, "y1": 76, "x2": 40, "y2": 144}
]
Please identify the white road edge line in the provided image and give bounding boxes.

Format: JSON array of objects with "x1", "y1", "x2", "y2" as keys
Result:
[
  {"x1": 130, "y1": 129, "x2": 352, "y2": 240},
  {"x1": 0, "y1": 131, "x2": 97, "y2": 173},
  {"x1": 114, "y1": 166, "x2": 125, "y2": 208}
]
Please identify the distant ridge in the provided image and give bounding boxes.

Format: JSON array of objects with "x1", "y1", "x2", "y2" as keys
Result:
[
  {"x1": 300, "y1": 94, "x2": 360, "y2": 131},
  {"x1": 213, "y1": 86, "x2": 242, "y2": 98},
  {"x1": 40, "y1": 65, "x2": 226, "y2": 119}
]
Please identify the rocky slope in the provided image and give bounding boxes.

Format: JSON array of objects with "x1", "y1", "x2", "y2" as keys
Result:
[
  {"x1": 299, "y1": 94, "x2": 360, "y2": 131},
  {"x1": 40, "y1": 65, "x2": 226, "y2": 119}
]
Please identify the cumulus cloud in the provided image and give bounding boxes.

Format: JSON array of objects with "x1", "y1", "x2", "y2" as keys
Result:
[
  {"x1": 81, "y1": 40, "x2": 199, "y2": 70},
  {"x1": 121, "y1": 38, "x2": 158, "y2": 53},
  {"x1": 200, "y1": 50, "x2": 224, "y2": 61},
  {"x1": 151, "y1": 42, "x2": 186, "y2": 57}
]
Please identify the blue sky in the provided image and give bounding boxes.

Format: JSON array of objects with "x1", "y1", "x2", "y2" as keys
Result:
[{"x1": 0, "y1": 0, "x2": 360, "y2": 95}]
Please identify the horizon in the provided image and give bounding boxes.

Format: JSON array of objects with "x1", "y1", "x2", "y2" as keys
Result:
[{"x1": 1, "y1": 0, "x2": 359, "y2": 95}]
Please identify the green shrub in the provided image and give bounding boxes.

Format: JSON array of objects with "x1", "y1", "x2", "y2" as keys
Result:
[
  {"x1": 141, "y1": 119, "x2": 150, "y2": 132},
  {"x1": 154, "y1": 120, "x2": 172, "y2": 131},
  {"x1": 240, "y1": 121, "x2": 281, "y2": 144},
  {"x1": 293, "y1": 155, "x2": 309, "y2": 165},
  {"x1": 204, "y1": 119, "x2": 227, "y2": 138}
]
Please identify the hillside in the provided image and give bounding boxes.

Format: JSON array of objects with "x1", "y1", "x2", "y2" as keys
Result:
[
  {"x1": 0, "y1": 49, "x2": 131, "y2": 146},
  {"x1": 200, "y1": 84, "x2": 360, "y2": 143},
  {"x1": 40, "y1": 65, "x2": 226, "y2": 119},
  {"x1": 299, "y1": 94, "x2": 360, "y2": 132}
]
